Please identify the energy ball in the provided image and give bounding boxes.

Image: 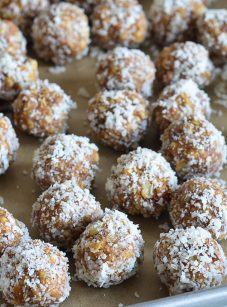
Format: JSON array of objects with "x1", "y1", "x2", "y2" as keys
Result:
[
  {"x1": 31, "y1": 180, "x2": 103, "y2": 250},
  {"x1": 156, "y1": 41, "x2": 214, "y2": 87},
  {"x1": 96, "y1": 47, "x2": 156, "y2": 98},
  {"x1": 73, "y1": 208, "x2": 144, "y2": 288},
  {"x1": 0, "y1": 53, "x2": 38, "y2": 102},
  {"x1": 0, "y1": 239, "x2": 71, "y2": 306},
  {"x1": 0, "y1": 207, "x2": 30, "y2": 256},
  {"x1": 152, "y1": 79, "x2": 211, "y2": 133},
  {"x1": 88, "y1": 90, "x2": 150, "y2": 151},
  {"x1": 161, "y1": 116, "x2": 227, "y2": 180},
  {"x1": 149, "y1": 0, "x2": 206, "y2": 46},
  {"x1": 106, "y1": 147, "x2": 178, "y2": 218},
  {"x1": 91, "y1": 0, "x2": 148, "y2": 49},
  {"x1": 153, "y1": 227, "x2": 227, "y2": 295},
  {"x1": 13, "y1": 79, "x2": 76, "y2": 138},
  {"x1": 0, "y1": 0, "x2": 49, "y2": 35},
  {"x1": 197, "y1": 9, "x2": 227, "y2": 65},
  {"x1": 32, "y1": 2, "x2": 90, "y2": 65},
  {"x1": 0, "y1": 19, "x2": 26, "y2": 55},
  {"x1": 32, "y1": 134, "x2": 99, "y2": 190},
  {"x1": 0, "y1": 113, "x2": 19, "y2": 175},
  {"x1": 170, "y1": 178, "x2": 227, "y2": 241}
]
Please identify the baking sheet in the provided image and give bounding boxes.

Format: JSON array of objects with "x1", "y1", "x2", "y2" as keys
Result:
[{"x1": 0, "y1": 0, "x2": 227, "y2": 306}]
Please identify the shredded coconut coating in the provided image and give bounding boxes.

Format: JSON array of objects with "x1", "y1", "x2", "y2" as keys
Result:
[
  {"x1": 88, "y1": 90, "x2": 150, "y2": 151},
  {"x1": 96, "y1": 47, "x2": 156, "y2": 98},
  {"x1": 156, "y1": 41, "x2": 214, "y2": 87},
  {"x1": 69, "y1": 0, "x2": 101, "y2": 14},
  {"x1": 0, "y1": 0, "x2": 49, "y2": 35},
  {"x1": 161, "y1": 116, "x2": 227, "y2": 180},
  {"x1": 32, "y1": 2, "x2": 90, "y2": 65},
  {"x1": 152, "y1": 79, "x2": 211, "y2": 133},
  {"x1": 0, "y1": 206, "x2": 30, "y2": 256},
  {"x1": 73, "y1": 208, "x2": 144, "y2": 288},
  {"x1": 0, "y1": 53, "x2": 39, "y2": 102},
  {"x1": 91, "y1": 0, "x2": 148, "y2": 49},
  {"x1": 13, "y1": 79, "x2": 76, "y2": 138},
  {"x1": 197, "y1": 9, "x2": 227, "y2": 65},
  {"x1": 32, "y1": 180, "x2": 103, "y2": 250},
  {"x1": 0, "y1": 19, "x2": 26, "y2": 55},
  {"x1": 0, "y1": 114, "x2": 19, "y2": 175},
  {"x1": 170, "y1": 178, "x2": 227, "y2": 241},
  {"x1": 32, "y1": 134, "x2": 99, "y2": 190},
  {"x1": 0, "y1": 239, "x2": 71, "y2": 306},
  {"x1": 149, "y1": 0, "x2": 206, "y2": 46},
  {"x1": 106, "y1": 147, "x2": 178, "y2": 218},
  {"x1": 153, "y1": 226, "x2": 227, "y2": 295}
]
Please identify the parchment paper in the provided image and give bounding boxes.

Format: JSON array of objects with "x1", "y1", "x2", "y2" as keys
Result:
[{"x1": 0, "y1": 0, "x2": 226, "y2": 306}]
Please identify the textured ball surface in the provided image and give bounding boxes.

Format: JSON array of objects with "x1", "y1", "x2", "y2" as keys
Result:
[
  {"x1": 32, "y1": 2, "x2": 90, "y2": 65},
  {"x1": 73, "y1": 209, "x2": 144, "y2": 288},
  {"x1": 161, "y1": 116, "x2": 227, "y2": 180},
  {"x1": 156, "y1": 41, "x2": 214, "y2": 87},
  {"x1": 96, "y1": 47, "x2": 156, "y2": 98},
  {"x1": 0, "y1": 19, "x2": 26, "y2": 55},
  {"x1": 197, "y1": 9, "x2": 227, "y2": 65},
  {"x1": 13, "y1": 79, "x2": 76, "y2": 138},
  {"x1": 152, "y1": 79, "x2": 211, "y2": 133},
  {"x1": 91, "y1": 0, "x2": 148, "y2": 49},
  {"x1": 88, "y1": 90, "x2": 150, "y2": 151},
  {"x1": 170, "y1": 178, "x2": 227, "y2": 240},
  {"x1": 0, "y1": 239, "x2": 71, "y2": 306},
  {"x1": 153, "y1": 227, "x2": 227, "y2": 294},
  {"x1": 32, "y1": 180, "x2": 103, "y2": 250},
  {"x1": 106, "y1": 147, "x2": 178, "y2": 217},
  {"x1": 0, "y1": 53, "x2": 38, "y2": 102},
  {"x1": 0, "y1": 207, "x2": 30, "y2": 256},
  {"x1": 149, "y1": 0, "x2": 206, "y2": 46},
  {"x1": 32, "y1": 134, "x2": 99, "y2": 190},
  {"x1": 0, "y1": 114, "x2": 19, "y2": 175}
]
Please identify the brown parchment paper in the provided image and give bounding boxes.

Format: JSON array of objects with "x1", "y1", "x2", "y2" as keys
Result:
[{"x1": 0, "y1": 0, "x2": 227, "y2": 306}]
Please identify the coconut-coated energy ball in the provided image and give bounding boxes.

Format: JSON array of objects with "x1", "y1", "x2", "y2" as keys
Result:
[
  {"x1": 32, "y1": 2, "x2": 90, "y2": 65},
  {"x1": 170, "y1": 178, "x2": 227, "y2": 241},
  {"x1": 197, "y1": 9, "x2": 227, "y2": 65},
  {"x1": 0, "y1": 239, "x2": 71, "y2": 306},
  {"x1": 152, "y1": 79, "x2": 211, "y2": 133},
  {"x1": 32, "y1": 134, "x2": 99, "y2": 190},
  {"x1": 149, "y1": 0, "x2": 206, "y2": 46},
  {"x1": 73, "y1": 208, "x2": 144, "y2": 288},
  {"x1": 13, "y1": 80, "x2": 76, "y2": 138},
  {"x1": 156, "y1": 41, "x2": 214, "y2": 87},
  {"x1": 91, "y1": 0, "x2": 148, "y2": 49},
  {"x1": 96, "y1": 47, "x2": 156, "y2": 98},
  {"x1": 0, "y1": 114, "x2": 19, "y2": 175},
  {"x1": 153, "y1": 227, "x2": 227, "y2": 295},
  {"x1": 0, "y1": 0, "x2": 49, "y2": 35},
  {"x1": 0, "y1": 53, "x2": 38, "y2": 102},
  {"x1": 88, "y1": 90, "x2": 150, "y2": 151},
  {"x1": 161, "y1": 116, "x2": 227, "y2": 180},
  {"x1": 32, "y1": 180, "x2": 103, "y2": 250},
  {"x1": 0, "y1": 19, "x2": 26, "y2": 55},
  {"x1": 106, "y1": 147, "x2": 178, "y2": 218},
  {"x1": 0, "y1": 207, "x2": 30, "y2": 256}
]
